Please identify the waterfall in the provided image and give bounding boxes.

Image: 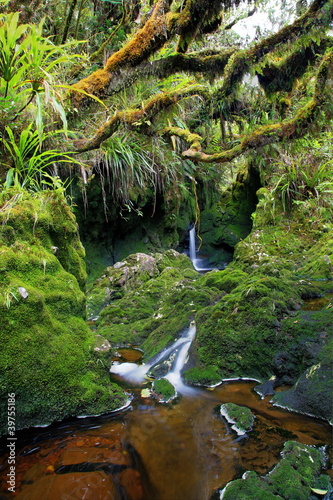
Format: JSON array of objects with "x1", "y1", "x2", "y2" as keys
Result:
[
  {"x1": 165, "y1": 323, "x2": 196, "y2": 394},
  {"x1": 110, "y1": 323, "x2": 197, "y2": 394},
  {"x1": 189, "y1": 225, "x2": 230, "y2": 272},
  {"x1": 189, "y1": 226, "x2": 210, "y2": 272},
  {"x1": 189, "y1": 226, "x2": 197, "y2": 263}
]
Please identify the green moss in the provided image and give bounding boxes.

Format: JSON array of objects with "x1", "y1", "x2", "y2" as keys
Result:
[
  {"x1": 0, "y1": 189, "x2": 126, "y2": 434},
  {"x1": 199, "y1": 268, "x2": 248, "y2": 293},
  {"x1": 300, "y1": 231, "x2": 333, "y2": 280},
  {"x1": 222, "y1": 441, "x2": 326, "y2": 500},
  {"x1": 183, "y1": 365, "x2": 221, "y2": 386},
  {"x1": 91, "y1": 250, "x2": 217, "y2": 358},
  {"x1": 153, "y1": 378, "x2": 176, "y2": 401},
  {"x1": 220, "y1": 403, "x2": 255, "y2": 433},
  {"x1": 222, "y1": 471, "x2": 282, "y2": 500}
]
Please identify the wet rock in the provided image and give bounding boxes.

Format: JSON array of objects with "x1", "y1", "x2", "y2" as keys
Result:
[
  {"x1": 220, "y1": 403, "x2": 254, "y2": 435},
  {"x1": 255, "y1": 377, "x2": 276, "y2": 397},
  {"x1": 221, "y1": 441, "x2": 329, "y2": 500},
  {"x1": 273, "y1": 362, "x2": 333, "y2": 422},
  {"x1": 94, "y1": 335, "x2": 111, "y2": 352}
]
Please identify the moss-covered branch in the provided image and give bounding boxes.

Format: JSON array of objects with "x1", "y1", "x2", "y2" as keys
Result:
[
  {"x1": 214, "y1": 0, "x2": 332, "y2": 100},
  {"x1": 70, "y1": 0, "x2": 229, "y2": 105},
  {"x1": 180, "y1": 50, "x2": 333, "y2": 163},
  {"x1": 106, "y1": 48, "x2": 236, "y2": 96},
  {"x1": 74, "y1": 85, "x2": 209, "y2": 152},
  {"x1": 172, "y1": 0, "x2": 224, "y2": 53},
  {"x1": 257, "y1": 35, "x2": 333, "y2": 96},
  {"x1": 71, "y1": 0, "x2": 172, "y2": 105},
  {"x1": 162, "y1": 126, "x2": 203, "y2": 151}
]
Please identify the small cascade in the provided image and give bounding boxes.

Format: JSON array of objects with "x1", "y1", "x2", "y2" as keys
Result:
[
  {"x1": 110, "y1": 323, "x2": 197, "y2": 394},
  {"x1": 165, "y1": 323, "x2": 196, "y2": 394},
  {"x1": 189, "y1": 226, "x2": 197, "y2": 263},
  {"x1": 189, "y1": 226, "x2": 214, "y2": 272},
  {"x1": 189, "y1": 226, "x2": 231, "y2": 272}
]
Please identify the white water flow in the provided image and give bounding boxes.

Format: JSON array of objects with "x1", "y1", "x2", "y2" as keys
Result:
[
  {"x1": 110, "y1": 324, "x2": 197, "y2": 394},
  {"x1": 189, "y1": 226, "x2": 197, "y2": 263},
  {"x1": 165, "y1": 323, "x2": 197, "y2": 394},
  {"x1": 189, "y1": 226, "x2": 215, "y2": 272}
]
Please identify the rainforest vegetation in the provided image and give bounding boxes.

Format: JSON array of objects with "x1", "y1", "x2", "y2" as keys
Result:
[{"x1": 0, "y1": 0, "x2": 332, "y2": 495}]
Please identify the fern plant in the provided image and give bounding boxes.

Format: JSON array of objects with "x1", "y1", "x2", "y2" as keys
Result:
[{"x1": 272, "y1": 138, "x2": 333, "y2": 212}]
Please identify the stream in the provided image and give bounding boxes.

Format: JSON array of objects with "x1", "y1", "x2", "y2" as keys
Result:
[
  {"x1": 0, "y1": 232, "x2": 332, "y2": 499},
  {"x1": 0, "y1": 329, "x2": 332, "y2": 499}
]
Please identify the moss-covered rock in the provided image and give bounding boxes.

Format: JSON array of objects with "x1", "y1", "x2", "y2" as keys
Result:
[
  {"x1": 220, "y1": 403, "x2": 255, "y2": 435},
  {"x1": 198, "y1": 163, "x2": 261, "y2": 258},
  {"x1": 183, "y1": 365, "x2": 221, "y2": 386},
  {"x1": 188, "y1": 185, "x2": 333, "y2": 421},
  {"x1": 273, "y1": 359, "x2": 333, "y2": 422},
  {"x1": 299, "y1": 231, "x2": 333, "y2": 280},
  {"x1": 221, "y1": 441, "x2": 329, "y2": 500},
  {"x1": 190, "y1": 268, "x2": 304, "y2": 381},
  {"x1": 0, "y1": 189, "x2": 126, "y2": 435},
  {"x1": 153, "y1": 378, "x2": 176, "y2": 402},
  {"x1": 91, "y1": 250, "x2": 222, "y2": 358}
]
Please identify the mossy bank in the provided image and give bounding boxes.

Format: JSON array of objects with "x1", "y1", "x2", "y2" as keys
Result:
[{"x1": 0, "y1": 189, "x2": 126, "y2": 435}]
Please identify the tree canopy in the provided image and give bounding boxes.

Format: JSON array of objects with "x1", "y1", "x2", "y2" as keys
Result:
[{"x1": 0, "y1": 0, "x2": 332, "y2": 197}]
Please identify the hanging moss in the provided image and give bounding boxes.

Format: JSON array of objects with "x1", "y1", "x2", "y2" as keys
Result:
[
  {"x1": 71, "y1": 0, "x2": 170, "y2": 104},
  {"x1": 75, "y1": 85, "x2": 208, "y2": 152},
  {"x1": 182, "y1": 48, "x2": 332, "y2": 163},
  {"x1": 215, "y1": 0, "x2": 333, "y2": 101},
  {"x1": 103, "y1": 49, "x2": 236, "y2": 98},
  {"x1": 257, "y1": 36, "x2": 332, "y2": 96}
]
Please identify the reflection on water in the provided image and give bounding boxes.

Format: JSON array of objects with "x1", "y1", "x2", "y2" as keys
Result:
[{"x1": 0, "y1": 378, "x2": 331, "y2": 500}]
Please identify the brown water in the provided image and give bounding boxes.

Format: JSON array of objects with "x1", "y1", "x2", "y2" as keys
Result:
[{"x1": 0, "y1": 379, "x2": 332, "y2": 500}]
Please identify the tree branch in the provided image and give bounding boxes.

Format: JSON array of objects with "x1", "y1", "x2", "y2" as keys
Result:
[
  {"x1": 213, "y1": 0, "x2": 332, "y2": 100},
  {"x1": 70, "y1": 0, "x2": 172, "y2": 105},
  {"x1": 74, "y1": 85, "x2": 209, "y2": 152},
  {"x1": 105, "y1": 48, "x2": 236, "y2": 96},
  {"x1": 177, "y1": 50, "x2": 333, "y2": 163},
  {"x1": 70, "y1": 0, "x2": 229, "y2": 105}
]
